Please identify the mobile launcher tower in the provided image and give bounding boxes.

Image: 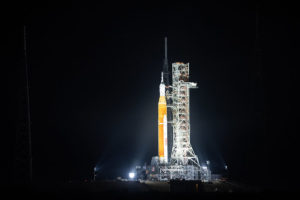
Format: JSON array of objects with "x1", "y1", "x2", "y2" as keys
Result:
[{"x1": 150, "y1": 38, "x2": 211, "y2": 182}]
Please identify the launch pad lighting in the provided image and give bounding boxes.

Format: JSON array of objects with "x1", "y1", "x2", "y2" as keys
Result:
[{"x1": 129, "y1": 172, "x2": 135, "y2": 179}]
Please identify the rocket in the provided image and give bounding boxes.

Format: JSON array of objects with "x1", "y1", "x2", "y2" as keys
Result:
[{"x1": 158, "y1": 72, "x2": 168, "y2": 163}]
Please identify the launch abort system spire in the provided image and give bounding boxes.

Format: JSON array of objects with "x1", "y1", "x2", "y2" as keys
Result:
[
  {"x1": 164, "y1": 37, "x2": 168, "y2": 65},
  {"x1": 163, "y1": 37, "x2": 169, "y2": 86}
]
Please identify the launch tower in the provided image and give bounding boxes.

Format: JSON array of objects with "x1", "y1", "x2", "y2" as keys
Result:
[
  {"x1": 170, "y1": 63, "x2": 199, "y2": 167},
  {"x1": 150, "y1": 38, "x2": 210, "y2": 181},
  {"x1": 160, "y1": 62, "x2": 205, "y2": 181}
]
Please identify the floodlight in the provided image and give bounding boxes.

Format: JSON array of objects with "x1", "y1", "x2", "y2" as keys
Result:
[{"x1": 129, "y1": 172, "x2": 135, "y2": 179}]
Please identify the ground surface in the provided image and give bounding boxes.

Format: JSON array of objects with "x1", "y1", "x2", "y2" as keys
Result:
[{"x1": 3, "y1": 180, "x2": 297, "y2": 199}]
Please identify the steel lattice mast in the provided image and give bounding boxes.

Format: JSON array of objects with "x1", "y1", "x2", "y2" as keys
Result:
[
  {"x1": 170, "y1": 63, "x2": 200, "y2": 167},
  {"x1": 159, "y1": 62, "x2": 204, "y2": 181}
]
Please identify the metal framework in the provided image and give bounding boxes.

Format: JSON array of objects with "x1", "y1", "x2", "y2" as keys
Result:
[
  {"x1": 170, "y1": 63, "x2": 199, "y2": 167},
  {"x1": 160, "y1": 165, "x2": 201, "y2": 181},
  {"x1": 160, "y1": 62, "x2": 204, "y2": 181}
]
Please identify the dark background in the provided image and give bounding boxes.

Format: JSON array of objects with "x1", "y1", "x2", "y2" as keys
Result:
[{"x1": 5, "y1": 1, "x2": 299, "y2": 190}]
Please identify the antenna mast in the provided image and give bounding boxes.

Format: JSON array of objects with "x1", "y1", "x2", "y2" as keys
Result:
[
  {"x1": 163, "y1": 37, "x2": 169, "y2": 86},
  {"x1": 24, "y1": 25, "x2": 33, "y2": 182}
]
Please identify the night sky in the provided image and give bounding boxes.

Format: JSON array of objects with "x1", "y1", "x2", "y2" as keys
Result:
[{"x1": 6, "y1": 1, "x2": 299, "y2": 189}]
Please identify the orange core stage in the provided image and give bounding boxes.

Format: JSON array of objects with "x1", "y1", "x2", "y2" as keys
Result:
[{"x1": 158, "y1": 95, "x2": 167, "y2": 159}]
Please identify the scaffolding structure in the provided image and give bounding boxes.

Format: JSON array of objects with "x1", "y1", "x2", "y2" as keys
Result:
[
  {"x1": 159, "y1": 62, "x2": 205, "y2": 181},
  {"x1": 170, "y1": 63, "x2": 199, "y2": 167},
  {"x1": 160, "y1": 165, "x2": 201, "y2": 181}
]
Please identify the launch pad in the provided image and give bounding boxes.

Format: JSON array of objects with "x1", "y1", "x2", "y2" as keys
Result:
[{"x1": 148, "y1": 38, "x2": 211, "y2": 182}]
